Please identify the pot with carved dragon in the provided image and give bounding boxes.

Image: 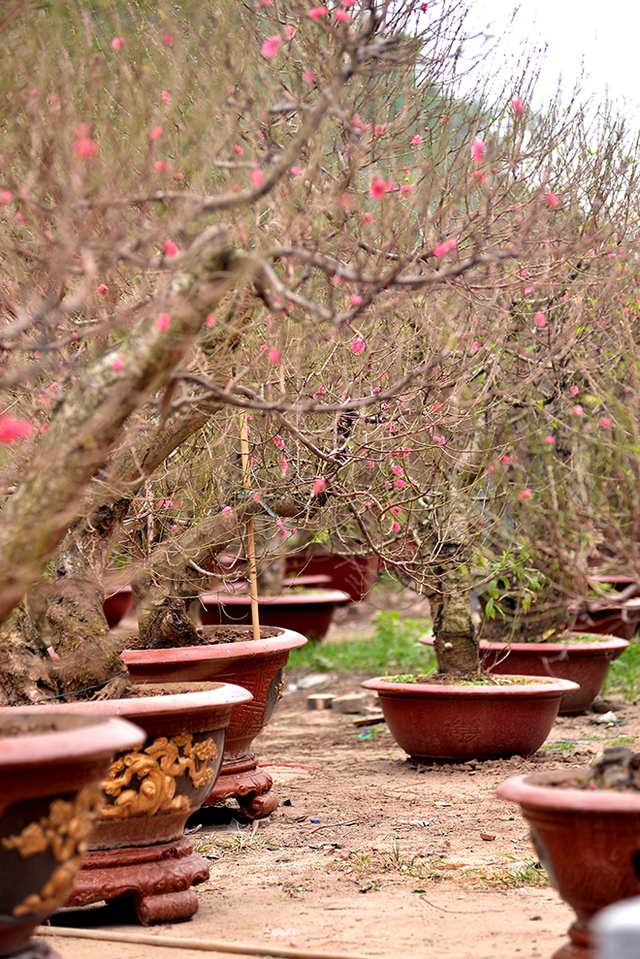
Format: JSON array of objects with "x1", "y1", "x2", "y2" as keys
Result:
[
  {"x1": 0, "y1": 712, "x2": 143, "y2": 958},
  {"x1": 0, "y1": 683, "x2": 251, "y2": 927},
  {"x1": 122, "y1": 626, "x2": 306, "y2": 819}
]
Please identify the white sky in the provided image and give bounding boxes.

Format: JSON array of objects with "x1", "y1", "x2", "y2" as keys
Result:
[{"x1": 460, "y1": 1, "x2": 640, "y2": 120}]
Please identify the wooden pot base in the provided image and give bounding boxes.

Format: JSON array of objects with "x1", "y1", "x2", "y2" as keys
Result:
[
  {"x1": 64, "y1": 837, "x2": 209, "y2": 925},
  {"x1": 204, "y1": 754, "x2": 279, "y2": 819}
]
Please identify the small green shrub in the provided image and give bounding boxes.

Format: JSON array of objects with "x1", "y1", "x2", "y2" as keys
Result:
[{"x1": 602, "y1": 641, "x2": 640, "y2": 702}]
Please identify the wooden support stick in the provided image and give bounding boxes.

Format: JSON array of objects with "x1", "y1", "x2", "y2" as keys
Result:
[
  {"x1": 240, "y1": 413, "x2": 260, "y2": 641},
  {"x1": 36, "y1": 926, "x2": 372, "y2": 959}
]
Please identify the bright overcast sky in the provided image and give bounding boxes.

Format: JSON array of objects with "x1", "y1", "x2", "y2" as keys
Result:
[{"x1": 459, "y1": 0, "x2": 640, "y2": 120}]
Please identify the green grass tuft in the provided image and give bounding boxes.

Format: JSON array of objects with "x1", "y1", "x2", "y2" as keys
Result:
[
  {"x1": 602, "y1": 641, "x2": 640, "y2": 701},
  {"x1": 287, "y1": 610, "x2": 435, "y2": 674}
]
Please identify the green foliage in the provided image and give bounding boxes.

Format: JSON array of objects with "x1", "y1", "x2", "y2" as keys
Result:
[
  {"x1": 602, "y1": 641, "x2": 640, "y2": 702},
  {"x1": 287, "y1": 610, "x2": 435, "y2": 674}
]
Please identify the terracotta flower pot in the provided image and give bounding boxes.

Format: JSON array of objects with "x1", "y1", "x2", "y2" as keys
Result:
[
  {"x1": 285, "y1": 550, "x2": 379, "y2": 602},
  {"x1": 0, "y1": 683, "x2": 251, "y2": 926},
  {"x1": 570, "y1": 575, "x2": 640, "y2": 640},
  {"x1": 122, "y1": 626, "x2": 307, "y2": 819},
  {"x1": 480, "y1": 634, "x2": 628, "y2": 715},
  {"x1": 497, "y1": 769, "x2": 640, "y2": 958},
  {"x1": 0, "y1": 712, "x2": 143, "y2": 958},
  {"x1": 361, "y1": 675, "x2": 578, "y2": 762},
  {"x1": 198, "y1": 588, "x2": 349, "y2": 641},
  {"x1": 103, "y1": 585, "x2": 134, "y2": 628}
]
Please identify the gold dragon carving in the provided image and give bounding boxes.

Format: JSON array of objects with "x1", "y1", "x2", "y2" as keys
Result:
[
  {"x1": 2, "y1": 783, "x2": 102, "y2": 917},
  {"x1": 101, "y1": 731, "x2": 219, "y2": 820}
]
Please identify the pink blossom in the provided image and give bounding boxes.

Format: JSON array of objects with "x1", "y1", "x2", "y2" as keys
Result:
[
  {"x1": 470, "y1": 170, "x2": 486, "y2": 184},
  {"x1": 313, "y1": 477, "x2": 327, "y2": 495},
  {"x1": 335, "y1": 9, "x2": 351, "y2": 21},
  {"x1": 156, "y1": 312, "x2": 171, "y2": 331},
  {"x1": 367, "y1": 460, "x2": 375, "y2": 469},
  {"x1": 518, "y1": 488, "x2": 532, "y2": 502},
  {"x1": 421, "y1": 1, "x2": 428, "y2": 9},
  {"x1": 362, "y1": 500, "x2": 372, "y2": 509},
  {"x1": 433, "y1": 238, "x2": 457, "y2": 257},
  {"x1": 471, "y1": 139, "x2": 485, "y2": 164},
  {"x1": 570, "y1": 385, "x2": 579, "y2": 396},
  {"x1": 391, "y1": 506, "x2": 402, "y2": 516},
  {"x1": 164, "y1": 239, "x2": 180, "y2": 257},
  {"x1": 392, "y1": 465, "x2": 403, "y2": 476},
  {"x1": 395, "y1": 479, "x2": 405, "y2": 489},
  {"x1": 149, "y1": 126, "x2": 163, "y2": 141},
  {"x1": 161, "y1": 89, "x2": 171, "y2": 104},
  {"x1": 373, "y1": 124, "x2": 385, "y2": 136},
  {"x1": 524, "y1": 286, "x2": 534, "y2": 294},
  {"x1": 352, "y1": 115, "x2": 372, "y2": 132},
  {"x1": 0, "y1": 416, "x2": 32, "y2": 443},
  {"x1": 308, "y1": 6, "x2": 329, "y2": 18},
  {"x1": 573, "y1": 404, "x2": 583, "y2": 416},
  {"x1": 544, "y1": 435, "x2": 555, "y2": 445},
  {"x1": 234, "y1": 144, "x2": 244, "y2": 156},
  {"x1": 392, "y1": 521, "x2": 401, "y2": 533},
  {"x1": 370, "y1": 175, "x2": 391, "y2": 199},
  {"x1": 599, "y1": 417, "x2": 611, "y2": 429},
  {"x1": 110, "y1": 356, "x2": 124, "y2": 372},
  {"x1": 290, "y1": 165, "x2": 301, "y2": 175},
  {"x1": 162, "y1": 34, "x2": 174, "y2": 45},
  {"x1": 74, "y1": 137, "x2": 99, "y2": 160},
  {"x1": 111, "y1": 37, "x2": 124, "y2": 50},
  {"x1": 96, "y1": 284, "x2": 109, "y2": 298},
  {"x1": 502, "y1": 455, "x2": 510, "y2": 465},
  {"x1": 274, "y1": 434, "x2": 285, "y2": 451},
  {"x1": 280, "y1": 455, "x2": 288, "y2": 476},
  {"x1": 261, "y1": 36, "x2": 282, "y2": 58},
  {"x1": 267, "y1": 347, "x2": 280, "y2": 363},
  {"x1": 546, "y1": 192, "x2": 559, "y2": 209},
  {"x1": 314, "y1": 385, "x2": 326, "y2": 397},
  {"x1": 400, "y1": 184, "x2": 413, "y2": 197},
  {"x1": 362, "y1": 212, "x2": 374, "y2": 225},
  {"x1": 206, "y1": 314, "x2": 216, "y2": 327},
  {"x1": 0, "y1": 190, "x2": 11, "y2": 203},
  {"x1": 303, "y1": 69, "x2": 315, "y2": 84},
  {"x1": 221, "y1": 505, "x2": 232, "y2": 516},
  {"x1": 371, "y1": 386, "x2": 381, "y2": 394},
  {"x1": 535, "y1": 312, "x2": 547, "y2": 328},
  {"x1": 350, "y1": 294, "x2": 363, "y2": 306},
  {"x1": 283, "y1": 25, "x2": 294, "y2": 39},
  {"x1": 471, "y1": 340, "x2": 479, "y2": 353},
  {"x1": 252, "y1": 168, "x2": 264, "y2": 186},
  {"x1": 510, "y1": 97, "x2": 525, "y2": 116},
  {"x1": 351, "y1": 336, "x2": 366, "y2": 354},
  {"x1": 411, "y1": 134, "x2": 423, "y2": 145}
]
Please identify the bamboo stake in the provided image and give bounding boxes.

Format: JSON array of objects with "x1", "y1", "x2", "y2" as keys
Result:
[
  {"x1": 36, "y1": 927, "x2": 372, "y2": 959},
  {"x1": 240, "y1": 413, "x2": 260, "y2": 641}
]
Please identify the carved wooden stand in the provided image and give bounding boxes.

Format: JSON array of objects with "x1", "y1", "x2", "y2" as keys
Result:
[
  {"x1": 65, "y1": 837, "x2": 209, "y2": 925},
  {"x1": 203, "y1": 754, "x2": 279, "y2": 819}
]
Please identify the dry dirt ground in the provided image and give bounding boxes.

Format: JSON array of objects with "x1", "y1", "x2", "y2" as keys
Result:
[{"x1": 47, "y1": 667, "x2": 640, "y2": 959}]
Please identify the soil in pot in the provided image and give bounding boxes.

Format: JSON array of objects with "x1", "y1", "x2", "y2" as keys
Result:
[
  {"x1": 122, "y1": 625, "x2": 307, "y2": 819},
  {"x1": 497, "y1": 747, "x2": 640, "y2": 959},
  {"x1": 0, "y1": 713, "x2": 143, "y2": 958},
  {"x1": 361, "y1": 672, "x2": 578, "y2": 762},
  {"x1": 0, "y1": 683, "x2": 251, "y2": 926}
]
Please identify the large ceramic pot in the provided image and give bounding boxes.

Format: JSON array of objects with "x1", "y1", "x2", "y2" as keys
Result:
[
  {"x1": 285, "y1": 550, "x2": 379, "y2": 602},
  {"x1": 0, "y1": 713, "x2": 143, "y2": 958},
  {"x1": 198, "y1": 588, "x2": 349, "y2": 641},
  {"x1": 569, "y1": 574, "x2": 640, "y2": 640},
  {"x1": 361, "y1": 675, "x2": 578, "y2": 762},
  {"x1": 122, "y1": 626, "x2": 307, "y2": 819},
  {"x1": 420, "y1": 634, "x2": 629, "y2": 715},
  {"x1": 0, "y1": 683, "x2": 251, "y2": 926},
  {"x1": 497, "y1": 769, "x2": 640, "y2": 959}
]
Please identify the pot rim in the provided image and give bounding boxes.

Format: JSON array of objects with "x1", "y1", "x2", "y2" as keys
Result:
[
  {"x1": 0, "y1": 713, "x2": 143, "y2": 767},
  {"x1": 0, "y1": 683, "x2": 252, "y2": 722},
  {"x1": 419, "y1": 633, "x2": 629, "y2": 654},
  {"x1": 496, "y1": 769, "x2": 640, "y2": 812},
  {"x1": 199, "y1": 589, "x2": 350, "y2": 606},
  {"x1": 122, "y1": 625, "x2": 307, "y2": 666},
  {"x1": 361, "y1": 674, "x2": 579, "y2": 698}
]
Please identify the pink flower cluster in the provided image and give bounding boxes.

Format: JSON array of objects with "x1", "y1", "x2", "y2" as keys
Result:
[{"x1": 0, "y1": 415, "x2": 32, "y2": 444}]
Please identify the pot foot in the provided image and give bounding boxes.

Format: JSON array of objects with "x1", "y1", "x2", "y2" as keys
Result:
[
  {"x1": 552, "y1": 922, "x2": 596, "y2": 959},
  {"x1": 64, "y1": 837, "x2": 209, "y2": 925},
  {"x1": 204, "y1": 755, "x2": 279, "y2": 820}
]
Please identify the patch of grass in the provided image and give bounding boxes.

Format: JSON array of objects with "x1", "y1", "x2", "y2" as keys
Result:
[
  {"x1": 606, "y1": 734, "x2": 637, "y2": 747},
  {"x1": 287, "y1": 610, "x2": 435, "y2": 674},
  {"x1": 602, "y1": 641, "x2": 640, "y2": 701},
  {"x1": 475, "y1": 857, "x2": 549, "y2": 888}
]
